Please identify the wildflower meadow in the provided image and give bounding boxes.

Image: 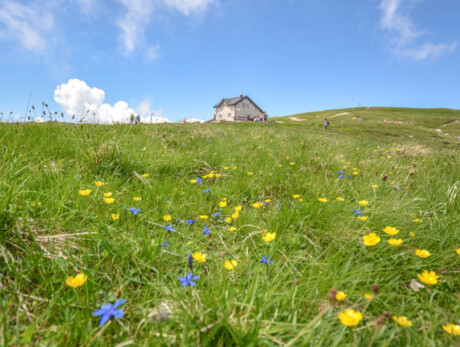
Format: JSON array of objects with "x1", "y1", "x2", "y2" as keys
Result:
[{"x1": 0, "y1": 107, "x2": 459, "y2": 345}]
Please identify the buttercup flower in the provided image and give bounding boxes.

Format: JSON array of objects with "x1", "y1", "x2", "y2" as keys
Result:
[
  {"x1": 335, "y1": 291, "x2": 347, "y2": 301},
  {"x1": 410, "y1": 232, "x2": 416, "y2": 237},
  {"x1": 292, "y1": 194, "x2": 301, "y2": 199},
  {"x1": 231, "y1": 211, "x2": 239, "y2": 219},
  {"x1": 364, "y1": 293, "x2": 373, "y2": 300},
  {"x1": 199, "y1": 215, "x2": 208, "y2": 219},
  {"x1": 388, "y1": 238, "x2": 403, "y2": 246},
  {"x1": 412, "y1": 219, "x2": 423, "y2": 223},
  {"x1": 338, "y1": 309, "x2": 362, "y2": 326},
  {"x1": 219, "y1": 201, "x2": 227, "y2": 208},
  {"x1": 393, "y1": 316, "x2": 412, "y2": 327},
  {"x1": 371, "y1": 184, "x2": 378, "y2": 188},
  {"x1": 163, "y1": 215, "x2": 172, "y2": 221},
  {"x1": 192, "y1": 252, "x2": 207, "y2": 263},
  {"x1": 415, "y1": 249, "x2": 431, "y2": 258},
  {"x1": 95, "y1": 181, "x2": 104, "y2": 187},
  {"x1": 318, "y1": 198, "x2": 327, "y2": 203},
  {"x1": 456, "y1": 248, "x2": 460, "y2": 256},
  {"x1": 179, "y1": 273, "x2": 199, "y2": 286},
  {"x1": 224, "y1": 259, "x2": 238, "y2": 270},
  {"x1": 262, "y1": 232, "x2": 276, "y2": 242},
  {"x1": 252, "y1": 202, "x2": 264, "y2": 208},
  {"x1": 111, "y1": 214, "x2": 120, "y2": 220},
  {"x1": 335, "y1": 197, "x2": 344, "y2": 202},
  {"x1": 383, "y1": 226, "x2": 400, "y2": 235},
  {"x1": 417, "y1": 270, "x2": 439, "y2": 285},
  {"x1": 247, "y1": 172, "x2": 254, "y2": 175},
  {"x1": 141, "y1": 174, "x2": 149, "y2": 178},
  {"x1": 92, "y1": 299, "x2": 126, "y2": 327},
  {"x1": 443, "y1": 324, "x2": 460, "y2": 336},
  {"x1": 104, "y1": 197, "x2": 115, "y2": 204},
  {"x1": 66, "y1": 273, "x2": 87, "y2": 288},
  {"x1": 234, "y1": 205, "x2": 243, "y2": 212},
  {"x1": 358, "y1": 200, "x2": 369, "y2": 206},
  {"x1": 229, "y1": 226, "x2": 237, "y2": 231},
  {"x1": 363, "y1": 233, "x2": 381, "y2": 246},
  {"x1": 79, "y1": 189, "x2": 92, "y2": 196},
  {"x1": 133, "y1": 197, "x2": 142, "y2": 201},
  {"x1": 357, "y1": 216, "x2": 368, "y2": 222},
  {"x1": 104, "y1": 192, "x2": 112, "y2": 197},
  {"x1": 225, "y1": 217, "x2": 232, "y2": 223}
]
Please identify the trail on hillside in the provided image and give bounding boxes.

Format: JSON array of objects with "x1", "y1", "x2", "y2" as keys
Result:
[
  {"x1": 330, "y1": 112, "x2": 351, "y2": 118},
  {"x1": 289, "y1": 117, "x2": 306, "y2": 121}
]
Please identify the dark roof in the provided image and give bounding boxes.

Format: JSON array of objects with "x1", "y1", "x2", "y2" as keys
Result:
[{"x1": 213, "y1": 95, "x2": 264, "y2": 113}]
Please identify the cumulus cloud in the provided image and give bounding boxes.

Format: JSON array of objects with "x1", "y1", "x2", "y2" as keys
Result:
[
  {"x1": 379, "y1": 0, "x2": 457, "y2": 60},
  {"x1": 136, "y1": 97, "x2": 170, "y2": 123},
  {"x1": 0, "y1": 0, "x2": 55, "y2": 53},
  {"x1": 54, "y1": 78, "x2": 171, "y2": 124}
]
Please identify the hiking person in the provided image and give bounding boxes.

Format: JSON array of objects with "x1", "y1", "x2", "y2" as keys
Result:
[
  {"x1": 136, "y1": 115, "x2": 140, "y2": 124},
  {"x1": 130, "y1": 113, "x2": 134, "y2": 124},
  {"x1": 323, "y1": 118, "x2": 330, "y2": 132},
  {"x1": 263, "y1": 112, "x2": 268, "y2": 125}
]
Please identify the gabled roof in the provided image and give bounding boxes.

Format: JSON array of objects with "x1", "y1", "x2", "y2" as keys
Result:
[{"x1": 213, "y1": 95, "x2": 264, "y2": 113}]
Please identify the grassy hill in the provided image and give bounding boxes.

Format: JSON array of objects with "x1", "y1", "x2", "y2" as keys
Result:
[{"x1": 0, "y1": 107, "x2": 459, "y2": 345}]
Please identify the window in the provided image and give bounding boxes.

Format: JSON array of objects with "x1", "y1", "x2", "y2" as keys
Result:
[
  {"x1": 247, "y1": 104, "x2": 249, "y2": 108},
  {"x1": 218, "y1": 114, "x2": 221, "y2": 119},
  {"x1": 242, "y1": 102, "x2": 245, "y2": 107},
  {"x1": 227, "y1": 113, "x2": 231, "y2": 118}
]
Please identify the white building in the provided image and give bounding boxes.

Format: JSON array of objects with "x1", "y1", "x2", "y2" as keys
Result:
[{"x1": 213, "y1": 94, "x2": 265, "y2": 122}]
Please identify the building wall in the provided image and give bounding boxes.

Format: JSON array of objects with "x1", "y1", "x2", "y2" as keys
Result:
[
  {"x1": 214, "y1": 104, "x2": 235, "y2": 121},
  {"x1": 234, "y1": 98, "x2": 263, "y2": 121}
]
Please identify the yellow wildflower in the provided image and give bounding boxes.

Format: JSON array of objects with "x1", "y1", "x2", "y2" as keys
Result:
[
  {"x1": 111, "y1": 214, "x2": 120, "y2": 220},
  {"x1": 234, "y1": 205, "x2": 243, "y2": 212},
  {"x1": 104, "y1": 197, "x2": 115, "y2": 204},
  {"x1": 192, "y1": 252, "x2": 207, "y2": 263},
  {"x1": 226, "y1": 217, "x2": 232, "y2": 223},
  {"x1": 318, "y1": 198, "x2": 327, "y2": 203},
  {"x1": 189, "y1": 179, "x2": 197, "y2": 184},
  {"x1": 338, "y1": 309, "x2": 362, "y2": 326},
  {"x1": 66, "y1": 273, "x2": 87, "y2": 288},
  {"x1": 410, "y1": 232, "x2": 416, "y2": 237},
  {"x1": 357, "y1": 216, "x2": 368, "y2": 222},
  {"x1": 358, "y1": 200, "x2": 369, "y2": 206},
  {"x1": 364, "y1": 293, "x2": 373, "y2": 300},
  {"x1": 443, "y1": 324, "x2": 460, "y2": 336},
  {"x1": 163, "y1": 215, "x2": 171, "y2": 221},
  {"x1": 252, "y1": 202, "x2": 263, "y2": 208},
  {"x1": 388, "y1": 238, "x2": 403, "y2": 246},
  {"x1": 335, "y1": 197, "x2": 344, "y2": 202},
  {"x1": 247, "y1": 172, "x2": 254, "y2": 175},
  {"x1": 415, "y1": 249, "x2": 431, "y2": 258},
  {"x1": 456, "y1": 248, "x2": 460, "y2": 256},
  {"x1": 363, "y1": 233, "x2": 381, "y2": 246},
  {"x1": 262, "y1": 232, "x2": 276, "y2": 242},
  {"x1": 133, "y1": 197, "x2": 142, "y2": 201},
  {"x1": 223, "y1": 167, "x2": 229, "y2": 170},
  {"x1": 199, "y1": 215, "x2": 208, "y2": 219},
  {"x1": 417, "y1": 270, "x2": 439, "y2": 285},
  {"x1": 383, "y1": 226, "x2": 400, "y2": 235},
  {"x1": 278, "y1": 164, "x2": 283, "y2": 168},
  {"x1": 371, "y1": 184, "x2": 378, "y2": 188},
  {"x1": 79, "y1": 189, "x2": 92, "y2": 196},
  {"x1": 229, "y1": 227, "x2": 237, "y2": 231},
  {"x1": 289, "y1": 162, "x2": 295, "y2": 166},
  {"x1": 231, "y1": 211, "x2": 239, "y2": 219},
  {"x1": 393, "y1": 316, "x2": 412, "y2": 328},
  {"x1": 215, "y1": 174, "x2": 221, "y2": 178},
  {"x1": 335, "y1": 291, "x2": 347, "y2": 301},
  {"x1": 104, "y1": 192, "x2": 112, "y2": 197},
  {"x1": 224, "y1": 260, "x2": 238, "y2": 270},
  {"x1": 141, "y1": 174, "x2": 149, "y2": 178},
  {"x1": 95, "y1": 181, "x2": 104, "y2": 187},
  {"x1": 219, "y1": 201, "x2": 227, "y2": 208},
  {"x1": 412, "y1": 219, "x2": 423, "y2": 223},
  {"x1": 293, "y1": 194, "x2": 301, "y2": 199}
]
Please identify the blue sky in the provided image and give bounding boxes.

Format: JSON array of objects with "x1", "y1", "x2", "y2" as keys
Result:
[{"x1": 0, "y1": 0, "x2": 459, "y2": 122}]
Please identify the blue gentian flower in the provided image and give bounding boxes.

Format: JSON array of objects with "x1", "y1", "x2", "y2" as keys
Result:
[
  {"x1": 128, "y1": 207, "x2": 142, "y2": 216},
  {"x1": 352, "y1": 209, "x2": 364, "y2": 217},
  {"x1": 203, "y1": 189, "x2": 211, "y2": 193},
  {"x1": 260, "y1": 255, "x2": 274, "y2": 264},
  {"x1": 92, "y1": 299, "x2": 126, "y2": 327},
  {"x1": 164, "y1": 224, "x2": 177, "y2": 232},
  {"x1": 212, "y1": 212, "x2": 221, "y2": 218},
  {"x1": 186, "y1": 219, "x2": 196, "y2": 226},
  {"x1": 203, "y1": 225, "x2": 210, "y2": 235},
  {"x1": 195, "y1": 178, "x2": 203, "y2": 184},
  {"x1": 161, "y1": 241, "x2": 170, "y2": 248},
  {"x1": 347, "y1": 175, "x2": 352, "y2": 179},
  {"x1": 338, "y1": 174, "x2": 344, "y2": 179},
  {"x1": 337, "y1": 171, "x2": 345, "y2": 174},
  {"x1": 178, "y1": 273, "x2": 199, "y2": 286},
  {"x1": 188, "y1": 253, "x2": 193, "y2": 270}
]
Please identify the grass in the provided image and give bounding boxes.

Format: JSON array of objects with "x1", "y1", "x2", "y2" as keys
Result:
[{"x1": 0, "y1": 107, "x2": 459, "y2": 346}]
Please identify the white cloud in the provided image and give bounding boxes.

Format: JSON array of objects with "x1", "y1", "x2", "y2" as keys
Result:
[
  {"x1": 379, "y1": 0, "x2": 457, "y2": 60},
  {"x1": 117, "y1": 0, "x2": 216, "y2": 58},
  {"x1": 54, "y1": 78, "x2": 172, "y2": 124},
  {"x1": 0, "y1": 0, "x2": 55, "y2": 53},
  {"x1": 136, "y1": 97, "x2": 169, "y2": 123},
  {"x1": 165, "y1": 0, "x2": 215, "y2": 16}
]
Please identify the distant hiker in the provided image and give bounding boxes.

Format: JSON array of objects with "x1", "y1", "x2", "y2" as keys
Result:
[
  {"x1": 263, "y1": 112, "x2": 268, "y2": 125},
  {"x1": 323, "y1": 118, "x2": 330, "y2": 132},
  {"x1": 130, "y1": 113, "x2": 134, "y2": 124},
  {"x1": 136, "y1": 115, "x2": 141, "y2": 124},
  {"x1": 183, "y1": 117, "x2": 186, "y2": 123},
  {"x1": 258, "y1": 114, "x2": 263, "y2": 123}
]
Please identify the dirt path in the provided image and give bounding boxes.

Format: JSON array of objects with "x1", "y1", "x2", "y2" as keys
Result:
[
  {"x1": 289, "y1": 117, "x2": 306, "y2": 121},
  {"x1": 329, "y1": 112, "x2": 351, "y2": 118}
]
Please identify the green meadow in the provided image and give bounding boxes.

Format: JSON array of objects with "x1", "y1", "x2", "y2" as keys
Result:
[{"x1": 0, "y1": 107, "x2": 459, "y2": 346}]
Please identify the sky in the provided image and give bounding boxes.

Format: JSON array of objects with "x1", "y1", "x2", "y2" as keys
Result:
[{"x1": 0, "y1": 0, "x2": 459, "y2": 123}]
